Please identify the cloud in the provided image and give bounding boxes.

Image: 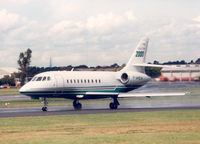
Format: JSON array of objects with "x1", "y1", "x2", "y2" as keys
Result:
[
  {"x1": 193, "y1": 16, "x2": 200, "y2": 23},
  {"x1": 0, "y1": 9, "x2": 19, "y2": 32},
  {"x1": 0, "y1": 4, "x2": 200, "y2": 67},
  {"x1": 86, "y1": 12, "x2": 124, "y2": 33},
  {"x1": 86, "y1": 11, "x2": 137, "y2": 34},
  {"x1": 49, "y1": 10, "x2": 137, "y2": 35},
  {"x1": 0, "y1": 0, "x2": 32, "y2": 7},
  {"x1": 48, "y1": 0, "x2": 83, "y2": 20},
  {"x1": 125, "y1": 10, "x2": 137, "y2": 22},
  {"x1": 49, "y1": 20, "x2": 84, "y2": 36},
  {"x1": 145, "y1": 18, "x2": 200, "y2": 62}
]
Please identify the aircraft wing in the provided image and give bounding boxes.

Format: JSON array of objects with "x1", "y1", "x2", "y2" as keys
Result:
[
  {"x1": 86, "y1": 92, "x2": 119, "y2": 96},
  {"x1": 86, "y1": 91, "x2": 187, "y2": 98},
  {"x1": 118, "y1": 92, "x2": 187, "y2": 98}
]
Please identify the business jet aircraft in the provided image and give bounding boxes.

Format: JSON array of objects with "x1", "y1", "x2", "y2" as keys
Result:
[{"x1": 19, "y1": 37, "x2": 185, "y2": 111}]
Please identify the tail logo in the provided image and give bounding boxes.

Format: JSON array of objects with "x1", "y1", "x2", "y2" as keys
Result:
[{"x1": 136, "y1": 51, "x2": 144, "y2": 57}]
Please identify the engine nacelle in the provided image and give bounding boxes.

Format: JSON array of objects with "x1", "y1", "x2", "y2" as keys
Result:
[
  {"x1": 119, "y1": 72, "x2": 135, "y2": 85},
  {"x1": 118, "y1": 71, "x2": 151, "y2": 86},
  {"x1": 120, "y1": 72, "x2": 129, "y2": 84}
]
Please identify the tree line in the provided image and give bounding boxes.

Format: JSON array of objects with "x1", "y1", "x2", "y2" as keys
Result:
[{"x1": 0, "y1": 48, "x2": 199, "y2": 86}]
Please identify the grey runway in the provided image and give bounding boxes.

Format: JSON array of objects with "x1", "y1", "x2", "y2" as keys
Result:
[
  {"x1": 0, "y1": 81, "x2": 199, "y2": 118},
  {"x1": 0, "y1": 95, "x2": 30, "y2": 101},
  {"x1": 0, "y1": 106, "x2": 200, "y2": 118}
]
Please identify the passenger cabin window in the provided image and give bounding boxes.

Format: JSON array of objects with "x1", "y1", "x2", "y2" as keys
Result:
[
  {"x1": 47, "y1": 77, "x2": 51, "y2": 81},
  {"x1": 63, "y1": 79, "x2": 102, "y2": 84},
  {"x1": 36, "y1": 77, "x2": 42, "y2": 81}
]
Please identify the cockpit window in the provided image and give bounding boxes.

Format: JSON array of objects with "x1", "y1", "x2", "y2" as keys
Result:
[
  {"x1": 36, "y1": 77, "x2": 42, "y2": 81},
  {"x1": 32, "y1": 77, "x2": 37, "y2": 81},
  {"x1": 42, "y1": 77, "x2": 46, "y2": 81}
]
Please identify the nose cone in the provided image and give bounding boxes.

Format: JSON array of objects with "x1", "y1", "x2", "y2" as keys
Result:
[{"x1": 19, "y1": 84, "x2": 28, "y2": 94}]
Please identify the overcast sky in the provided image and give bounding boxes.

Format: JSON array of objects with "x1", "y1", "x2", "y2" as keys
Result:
[{"x1": 0, "y1": 0, "x2": 200, "y2": 68}]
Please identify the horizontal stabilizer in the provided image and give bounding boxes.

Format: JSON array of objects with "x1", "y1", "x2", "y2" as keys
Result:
[
  {"x1": 118, "y1": 92, "x2": 187, "y2": 98},
  {"x1": 132, "y1": 63, "x2": 177, "y2": 68}
]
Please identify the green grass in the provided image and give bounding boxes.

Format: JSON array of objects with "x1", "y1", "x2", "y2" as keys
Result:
[
  {"x1": 0, "y1": 110, "x2": 200, "y2": 144},
  {"x1": 0, "y1": 87, "x2": 20, "y2": 96}
]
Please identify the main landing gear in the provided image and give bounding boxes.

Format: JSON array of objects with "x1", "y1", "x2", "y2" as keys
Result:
[
  {"x1": 109, "y1": 96, "x2": 120, "y2": 110},
  {"x1": 42, "y1": 97, "x2": 48, "y2": 111},
  {"x1": 40, "y1": 97, "x2": 119, "y2": 111},
  {"x1": 73, "y1": 99, "x2": 82, "y2": 110}
]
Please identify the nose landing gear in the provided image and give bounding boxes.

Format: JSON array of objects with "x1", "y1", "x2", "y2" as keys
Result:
[{"x1": 42, "y1": 97, "x2": 48, "y2": 111}]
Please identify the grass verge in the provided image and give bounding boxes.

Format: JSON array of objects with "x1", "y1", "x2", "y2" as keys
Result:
[
  {"x1": 0, "y1": 87, "x2": 20, "y2": 96},
  {"x1": 0, "y1": 110, "x2": 200, "y2": 144}
]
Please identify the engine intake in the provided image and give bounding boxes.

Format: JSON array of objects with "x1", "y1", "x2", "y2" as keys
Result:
[{"x1": 121, "y1": 73, "x2": 129, "y2": 84}]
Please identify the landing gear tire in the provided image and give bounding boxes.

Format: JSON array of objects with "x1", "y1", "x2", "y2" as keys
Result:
[
  {"x1": 42, "y1": 107, "x2": 48, "y2": 111},
  {"x1": 109, "y1": 102, "x2": 118, "y2": 109},
  {"x1": 73, "y1": 100, "x2": 82, "y2": 110},
  {"x1": 109, "y1": 96, "x2": 120, "y2": 110},
  {"x1": 41, "y1": 97, "x2": 48, "y2": 112}
]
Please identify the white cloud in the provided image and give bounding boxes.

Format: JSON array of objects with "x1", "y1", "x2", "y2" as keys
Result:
[
  {"x1": 48, "y1": 0, "x2": 83, "y2": 20},
  {"x1": 193, "y1": 16, "x2": 200, "y2": 23},
  {"x1": 86, "y1": 12, "x2": 124, "y2": 33},
  {"x1": 0, "y1": 1, "x2": 200, "y2": 67},
  {"x1": 0, "y1": 0, "x2": 32, "y2": 7},
  {"x1": 0, "y1": 9, "x2": 19, "y2": 32},
  {"x1": 86, "y1": 11, "x2": 137, "y2": 34},
  {"x1": 49, "y1": 20, "x2": 84, "y2": 35},
  {"x1": 125, "y1": 10, "x2": 137, "y2": 22}
]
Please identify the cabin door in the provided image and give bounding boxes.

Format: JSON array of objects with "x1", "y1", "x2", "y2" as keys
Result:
[{"x1": 55, "y1": 75, "x2": 64, "y2": 87}]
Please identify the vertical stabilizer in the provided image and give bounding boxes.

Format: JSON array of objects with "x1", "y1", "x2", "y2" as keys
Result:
[{"x1": 122, "y1": 37, "x2": 149, "y2": 72}]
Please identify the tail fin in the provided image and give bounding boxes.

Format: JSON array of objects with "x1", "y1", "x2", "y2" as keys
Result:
[{"x1": 122, "y1": 37, "x2": 149, "y2": 73}]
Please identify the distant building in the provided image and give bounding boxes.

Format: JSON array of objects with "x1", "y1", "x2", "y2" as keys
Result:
[
  {"x1": 0, "y1": 67, "x2": 19, "y2": 79},
  {"x1": 159, "y1": 64, "x2": 200, "y2": 81}
]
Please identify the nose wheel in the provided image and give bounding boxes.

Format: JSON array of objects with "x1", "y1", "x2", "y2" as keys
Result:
[
  {"x1": 42, "y1": 97, "x2": 48, "y2": 111},
  {"x1": 73, "y1": 100, "x2": 82, "y2": 110},
  {"x1": 42, "y1": 106, "x2": 48, "y2": 111}
]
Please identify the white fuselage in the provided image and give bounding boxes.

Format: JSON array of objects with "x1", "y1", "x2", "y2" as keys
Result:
[{"x1": 20, "y1": 71, "x2": 150, "y2": 99}]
